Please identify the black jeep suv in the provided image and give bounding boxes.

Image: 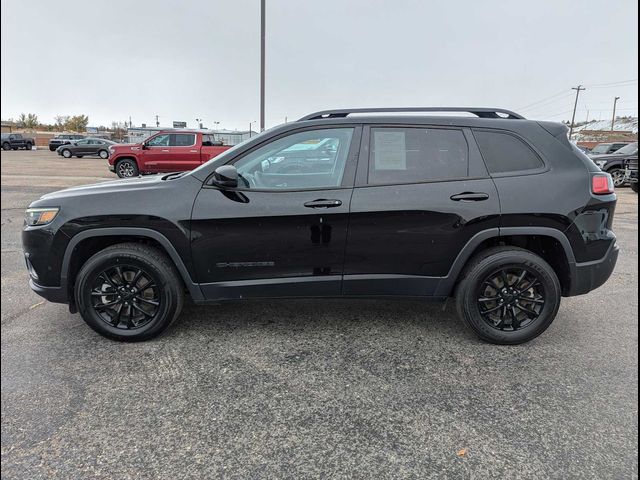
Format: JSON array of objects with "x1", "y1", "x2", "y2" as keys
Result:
[{"x1": 22, "y1": 107, "x2": 619, "y2": 344}]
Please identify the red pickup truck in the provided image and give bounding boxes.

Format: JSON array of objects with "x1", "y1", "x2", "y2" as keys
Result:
[{"x1": 108, "y1": 130, "x2": 232, "y2": 178}]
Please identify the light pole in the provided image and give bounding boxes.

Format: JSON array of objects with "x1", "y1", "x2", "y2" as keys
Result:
[
  {"x1": 611, "y1": 97, "x2": 620, "y2": 131},
  {"x1": 249, "y1": 121, "x2": 256, "y2": 137},
  {"x1": 260, "y1": 0, "x2": 266, "y2": 131}
]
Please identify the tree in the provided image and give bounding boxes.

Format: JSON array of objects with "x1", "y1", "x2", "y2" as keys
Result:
[
  {"x1": 64, "y1": 115, "x2": 89, "y2": 133},
  {"x1": 54, "y1": 115, "x2": 70, "y2": 131},
  {"x1": 17, "y1": 113, "x2": 39, "y2": 129}
]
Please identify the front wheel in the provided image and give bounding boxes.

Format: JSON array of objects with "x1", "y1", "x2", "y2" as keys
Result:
[
  {"x1": 2, "y1": 142, "x2": 10, "y2": 151},
  {"x1": 75, "y1": 243, "x2": 184, "y2": 341},
  {"x1": 99, "y1": 150, "x2": 109, "y2": 159},
  {"x1": 455, "y1": 246, "x2": 561, "y2": 345},
  {"x1": 608, "y1": 168, "x2": 626, "y2": 188},
  {"x1": 62, "y1": 149, "x2": 72, "y2": 158},
  {"x1": 115, "y1": 158, "x2": 139, "y2": 178}
]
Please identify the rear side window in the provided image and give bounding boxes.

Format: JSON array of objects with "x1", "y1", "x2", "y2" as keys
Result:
[
  {"x1": 473, "y1": 130, "x2": 543, "y2": 174},
  {"x1": 368, "y1": 127, "x2": 469, "y2": 184},
  {"x1": 170, "y1": 134, "x2": 196, "y2": 146}
]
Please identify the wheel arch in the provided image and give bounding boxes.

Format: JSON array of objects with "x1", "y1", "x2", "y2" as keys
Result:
[
  {"x1": 436, "y1": 227, "x2": 576, "y2": 297},
  {"x1": 62, "y1": 228, "x2": 203, "y2": 303}
]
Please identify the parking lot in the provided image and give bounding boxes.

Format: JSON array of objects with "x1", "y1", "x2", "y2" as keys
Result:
[{"x1": 1, "y1": 149, "x2": 638, "y2": 478}]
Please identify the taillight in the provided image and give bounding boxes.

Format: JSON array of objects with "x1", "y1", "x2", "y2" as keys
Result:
[{"x1": 592, "y1": 174, "x2": 614, "y2": 195}]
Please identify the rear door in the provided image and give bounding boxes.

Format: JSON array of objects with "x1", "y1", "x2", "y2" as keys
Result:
[
  {"x1": 165, "y1": 133, "x2": 200, "y2": 171},
  {"x1": 343, "y1": 125, "x2": 500, "y2": 296}
]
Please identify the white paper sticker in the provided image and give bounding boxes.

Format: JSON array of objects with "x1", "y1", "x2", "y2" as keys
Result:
[{"x1": 374, "y1": 131, "x2": 406, "y2": 170}]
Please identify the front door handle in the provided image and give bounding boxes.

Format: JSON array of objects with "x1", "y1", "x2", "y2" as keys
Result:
[
  {"x1": 304, "y1": 199, "x2": 343, "y2": 208},
  {"x1": 450, "y1": 192, "x2": 490, "y2": 202}
]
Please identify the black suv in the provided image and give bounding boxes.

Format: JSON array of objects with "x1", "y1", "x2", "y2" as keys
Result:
[
  {"x1": 590, "y1": 142, "x2": 638, "y2": 187},
  {"x1": 22, "y1": 107, "x2": 619, "y2": 344},
  {"x1": 49, "y1": 134, "x2": 85, "y2": 151}
]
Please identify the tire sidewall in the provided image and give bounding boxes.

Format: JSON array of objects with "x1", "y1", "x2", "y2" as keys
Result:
[
  {"x1": 75, "y1": 250, "x2": 180, "y2": 341},
  {"x1": 458, "y1": 251, "x2": 561, "y2": 344},
  {"x1": 62, "y1": 149, "x2": 72, "y2": 158}
]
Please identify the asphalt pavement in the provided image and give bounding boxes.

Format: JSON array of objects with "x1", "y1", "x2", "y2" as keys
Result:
[{"x1": 1, "y1": 149, "x2": 638, "y2": 479}]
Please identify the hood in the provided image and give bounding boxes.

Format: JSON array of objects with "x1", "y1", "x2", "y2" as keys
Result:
[
  {"x1": 33, "y1": 174, "x2": 167, "y2": 204},
  {"x1": 110, "y1": 142, "x2": 140, "y2": 151}
]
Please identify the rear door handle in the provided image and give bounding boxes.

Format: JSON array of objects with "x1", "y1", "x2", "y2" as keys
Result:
[
  {"x1": 161, "y1": 149, "x2": 170, "y2": 152},
  {"x1": 304, "y1": 199, "x2": 343, "y2": 208},
  {"x1": 450, "y1": 192, "x2": 490, "y2": 202}
]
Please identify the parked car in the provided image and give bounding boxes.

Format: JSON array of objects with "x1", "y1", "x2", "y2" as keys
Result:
[
  {"x1": 108, "y1": 130, "x2": 232, "y2": 178},
  {"x1": 56, "y1": 138, "x2": 117, "y2": 159},
  {"x1": 588, "y1": 142, "x2": 630, "y2": 156},
  {"x1": 590, "y1": 142, "x2": 638, "y2": 187},
  {"x1": 22, "y1": 107, "x2": 618, "y2": 344},
  {"x1": 49, "y1": 134, "x2": 86, "y2": 151},
  {"x1": 624, "y1": 156, "x2": 638, "y2": 193},
  {"x1": 1, "y1": 133, "x2": 35, "y2": 150}
]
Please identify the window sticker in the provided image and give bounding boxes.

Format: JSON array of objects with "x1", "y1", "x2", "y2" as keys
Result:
[{"x1": 374, "y1": 131, "x2": 406, "y2": 170}]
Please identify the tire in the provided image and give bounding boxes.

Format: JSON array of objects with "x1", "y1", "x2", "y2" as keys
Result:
[
  {"x1": 2, "y1": 142, "x2": 10, "y2": 151},
  {"x1": 49, "y1": 146, "x2": 56, "y2": 152},
  {"x1": 75, "y1": 243, "x2": 184, "y2": 342},
  {"x1": 99, "y1": 150, "x2": 109, "y2": 159},
  {"x1": 607, "y1": 168, "x2": 626, "y2": 188},
  {"x1": 632, "y1": 183, "x2": 639, "y2": 193},
  {"x1": 62, "y1": 149, "x2": 72, "y2": 158},
  {"x1": 77, "y1": 155, "x2": 84, "y2": 158},
  {"x1": 25, "y1": 142, "x2": 33, "y2": 150},
  {"x1": 115, "y1": 158, "x2": 139, "y2": 178},
  {"x1": 455, "y1": 246, "x2": 561, "y2": 345}
]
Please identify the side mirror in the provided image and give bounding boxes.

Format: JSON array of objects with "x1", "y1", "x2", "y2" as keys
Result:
[
  {"x1": 141, "y1": 142, "x2": 148, "y2": 150},
  {"x1": 212, "y1": 165, "x2": 238, "y2": 188}
]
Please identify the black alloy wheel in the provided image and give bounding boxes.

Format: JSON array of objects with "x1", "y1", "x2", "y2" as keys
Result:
[
  {"x1": 476, "y1": 267, "x2": 545, "y2": 332},
  {"x1": 90, "y1": 265, "x2": 160, "y2": 330}
]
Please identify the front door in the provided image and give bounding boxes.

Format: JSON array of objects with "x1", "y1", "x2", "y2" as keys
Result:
[
  {"x1": 190, "y1": 126, "x2": 361, "y2": 300},
  {"x1": 343, "y1": 125, "x2": 500, "y2": 296},
  {"x1": 142, "y1": 133, "x2": 171, "y2": 170}
]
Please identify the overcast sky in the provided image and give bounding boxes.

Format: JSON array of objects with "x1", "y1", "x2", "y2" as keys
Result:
[{"x1": 1, "y1": 0, "x2": 637, "y2": 130}]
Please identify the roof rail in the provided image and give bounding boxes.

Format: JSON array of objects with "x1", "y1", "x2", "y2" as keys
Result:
[{"x1": 298, "y1": 107, "x2": 525, "y2": 121}]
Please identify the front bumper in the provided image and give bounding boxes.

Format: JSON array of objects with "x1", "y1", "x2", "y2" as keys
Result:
[
  {"x1": 568, "y1": 241, "x2": 619, "y2": 296},
  {"x1": 29, "y1": 279, "x2": 67, "y2": 303}
]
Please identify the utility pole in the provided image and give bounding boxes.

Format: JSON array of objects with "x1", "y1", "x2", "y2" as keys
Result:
[
  {"x1": 569, "y1": 85, "x2": 586, "y2": 139},
  {"x1": 260, "y1": 0, "x2": 266, "y2": 132},
  {"x1": 249, "y1": 121, "x2": 256, "y2": 137},
  {"x1": 155, "y1": 115, "x2": 160, "y2": 128},
  {"x1": 611, "y1": 96, "x2": 620, "y2": 131}
]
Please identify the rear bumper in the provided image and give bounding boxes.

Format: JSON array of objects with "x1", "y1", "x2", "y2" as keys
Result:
[{"x1": 567, "y1": 241, "x2": 619, "y2": 296}]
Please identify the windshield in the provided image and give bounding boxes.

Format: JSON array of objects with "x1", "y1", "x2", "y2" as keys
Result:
[
  {"x1": 614, "y1": 142, "x2": 638, "y2": 155},
  {"x1": 591, "y1": 144, "x2": 611, "y2": 154}
]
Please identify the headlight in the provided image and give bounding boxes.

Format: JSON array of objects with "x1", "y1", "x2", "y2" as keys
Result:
[
  {"x1": 25, "y1": 207, "x2": 59, "y2": 226},
  {"x1": 109, "y1": 146, "x2": 115, "y2": 152}
]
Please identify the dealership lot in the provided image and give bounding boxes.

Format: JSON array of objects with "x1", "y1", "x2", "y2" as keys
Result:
[{"x1": 1, "y1": 150, "x2": 638, "y2": 478}]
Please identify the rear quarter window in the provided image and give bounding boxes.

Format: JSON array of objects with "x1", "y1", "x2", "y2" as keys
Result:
[{"x1": 473, "y1": 130, "x2": 543, "y2": 174}]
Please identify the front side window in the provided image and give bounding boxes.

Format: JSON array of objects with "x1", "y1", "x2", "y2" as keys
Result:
[
  {"x1": 147, "y1": 134, "x2": 170, "y2": 147},
  {"x1": 473, "y1": 130, "x2": 543, "y2": 174},
  {"x1": 233, "y1": 128, "x2": 354, "y2": 190},
  {"x1": 368, "y1": 127, "x2": 469, "y2": 185},
  {"x1": 591, "y1": 144, "x2": 612, "y2": 154}
]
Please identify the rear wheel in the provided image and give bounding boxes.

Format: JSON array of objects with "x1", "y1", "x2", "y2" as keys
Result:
[
  {"x1": 2, "y1": 142, "x2": 10, "y2": 150},
  {"x1": 116, "y1": 158, "x2": 139, "y2": 178},
  {"x1": 99, "y1": 150, "x2": 109, "y2": 159},
  {"x1": 25, "y1": 142, "x2": 33, "y2": 150},
  {"x1": 455, "y1": 246, "x2": 561, "y2": 345},
  {"x1": 608, "y1": 168, "x2": 626, "y2": 188},
  {"x1": 62, "y1": 149, "x2": 72, "y2": 158},
  {"x1": 75, "y1": 243, "x2": 184, "y2": 341}
]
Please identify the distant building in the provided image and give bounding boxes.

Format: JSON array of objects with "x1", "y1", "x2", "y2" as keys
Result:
[{"x1": 126, "y1": 127, "x2": 258, "y2": 145}]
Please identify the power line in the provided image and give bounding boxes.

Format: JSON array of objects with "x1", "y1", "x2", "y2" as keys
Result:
[
  {"x1": 516, "y1": 89, "x2": 571, "y2": 111},
  {"x1": 519, "y1": 93, "x2": 575, "y2": 113},
  {"x1": 585, "y1": 78, "x2": 638, "y2": 88}
]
